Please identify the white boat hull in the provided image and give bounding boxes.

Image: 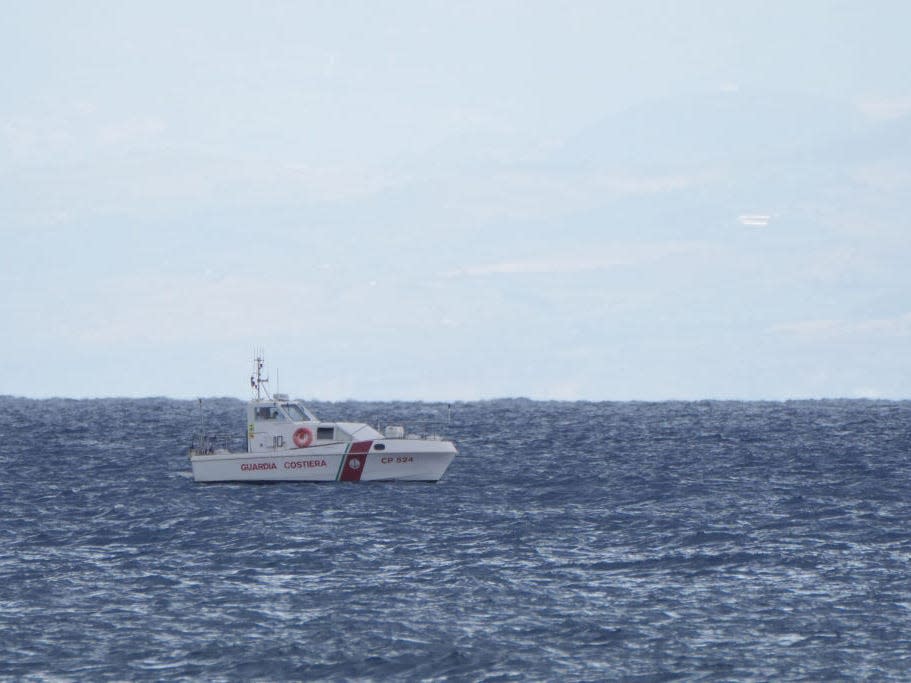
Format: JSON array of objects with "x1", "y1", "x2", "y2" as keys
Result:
[{"x1": 190, "y1": 438, "x2": 456, "y2": 483}]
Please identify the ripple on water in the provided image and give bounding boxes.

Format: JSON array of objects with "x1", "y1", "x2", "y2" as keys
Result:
[{"x1": 1, "y1": 398, "x2": 911, "y2": 679}]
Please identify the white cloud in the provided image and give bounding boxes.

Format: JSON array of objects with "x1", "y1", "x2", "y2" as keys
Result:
[
  {"x1": 1, "y1": 108, "x2": 166, "y2": 162},
  {"x1": 448, "y1": 242, "x2": 720, "y2": 277},
  {"x1": 70, "y1": 273, "x2": 342, "y2": 345},
  {"x1": 450, "y1": 257, "x2": 627, "y2": 277},
  {"x1": 801, "y1": 246, "x2": 872, "y2": 284},
  {"x1": 67, "y1": 269, "x2": 422, "y2": 348},
  {"x1": 25, "y1": 158, "x2": 413, "y2": 209},
  {"x1": 99, "y1": 116, "x2": 166, "y2": 146},
  {"x1": 440, "y1": 169, "x2": 716, "y2": 223},
  {"x1": 738, "y1": 214, "x2": 771, "y2": 227},
  {"x1": 283, "y1": 163, "x2": 412, "y2": 202},
  {"x1": 770, "y1": 312, "x2": 911, "y2": 341},
  {"x1": 856, "y1": 95, "x2": 911, "y2": 121},
  {"x1": 1, "y1": 116, "x2": 71, "y2": 160},
  {"x1": 851, "y1": 163, "x2": 911, "y2": 192}
]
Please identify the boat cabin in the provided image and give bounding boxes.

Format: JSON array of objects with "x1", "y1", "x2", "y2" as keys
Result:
[{"x1": 246, "y1": 393, "x2": 382, "y2": 453}]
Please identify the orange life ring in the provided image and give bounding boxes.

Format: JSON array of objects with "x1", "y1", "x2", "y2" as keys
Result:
[{"x1": 293, "y1": 427, "x2": 313, "y2": 448}]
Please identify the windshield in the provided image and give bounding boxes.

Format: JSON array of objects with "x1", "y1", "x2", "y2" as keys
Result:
[{"x1": 282, "y1": 403, "x2": 315, "y2": 422}]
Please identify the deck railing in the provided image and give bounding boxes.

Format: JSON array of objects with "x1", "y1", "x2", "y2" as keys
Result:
[{"x1": 191, "y1": 433, "x2": 245, "y2": 454}]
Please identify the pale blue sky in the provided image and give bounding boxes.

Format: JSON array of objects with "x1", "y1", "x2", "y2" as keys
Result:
[{"x1": 2, "y1": 1, "x2": 910, "y2": 399}]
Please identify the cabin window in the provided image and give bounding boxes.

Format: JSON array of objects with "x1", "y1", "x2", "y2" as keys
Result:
[
  {"x1": 283, "y1": 403, "x2": 308, "y2": 421},
  {"x1": 255, "y1": 406, "x2": 286, "y2": 421},
  {"x1": 317, "y1": 426, "x2": 334, "y2": 440},
  {"x1": 281, "y1": 402, "x2": 317, "y2": 422}
]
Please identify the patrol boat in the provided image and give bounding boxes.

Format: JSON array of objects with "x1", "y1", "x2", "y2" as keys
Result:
[{"x1": 189, "y1": 356, "x2": 457, "y2": 482}]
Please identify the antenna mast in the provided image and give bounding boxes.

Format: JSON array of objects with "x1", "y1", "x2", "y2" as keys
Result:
[{"x1": 250, "y1": 351, "x2": 269, "y2": 400}]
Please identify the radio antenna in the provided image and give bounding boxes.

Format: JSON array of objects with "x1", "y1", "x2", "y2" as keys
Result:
[{"x1": 250, "y1": 351, "x2": 269, "y2": 400}]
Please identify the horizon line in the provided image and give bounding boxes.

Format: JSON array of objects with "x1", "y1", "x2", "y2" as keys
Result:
[{"x1": 2, "y1": 393, "x2": 909, "y2": 403}]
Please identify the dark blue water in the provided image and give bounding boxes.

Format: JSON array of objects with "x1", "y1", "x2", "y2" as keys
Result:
[{"x1": 2, "y1": 397, "x2": 911, "y2": 680}]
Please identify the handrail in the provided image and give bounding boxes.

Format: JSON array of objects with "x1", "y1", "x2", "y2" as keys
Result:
[{"x1": 191, "y1": 433, "x2": 245, "y2": 454}]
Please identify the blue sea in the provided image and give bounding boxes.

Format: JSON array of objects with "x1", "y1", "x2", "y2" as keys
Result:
[{"x1": 2, "y1": 397, "x2": 911, "y2": 681}]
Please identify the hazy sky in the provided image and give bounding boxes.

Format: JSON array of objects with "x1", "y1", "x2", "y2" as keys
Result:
[{"x1": 3, "y1": 1, "x2": 910, "y2": 400}]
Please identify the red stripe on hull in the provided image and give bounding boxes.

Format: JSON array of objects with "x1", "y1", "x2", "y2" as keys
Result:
[{"x1": 339, "y1": 440, "x2": 372, "y2": 481}]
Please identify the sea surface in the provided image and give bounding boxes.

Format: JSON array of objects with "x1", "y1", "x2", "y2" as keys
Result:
[{"x1": 2, "y1": 397, "x2": 911, "y2": 681}]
